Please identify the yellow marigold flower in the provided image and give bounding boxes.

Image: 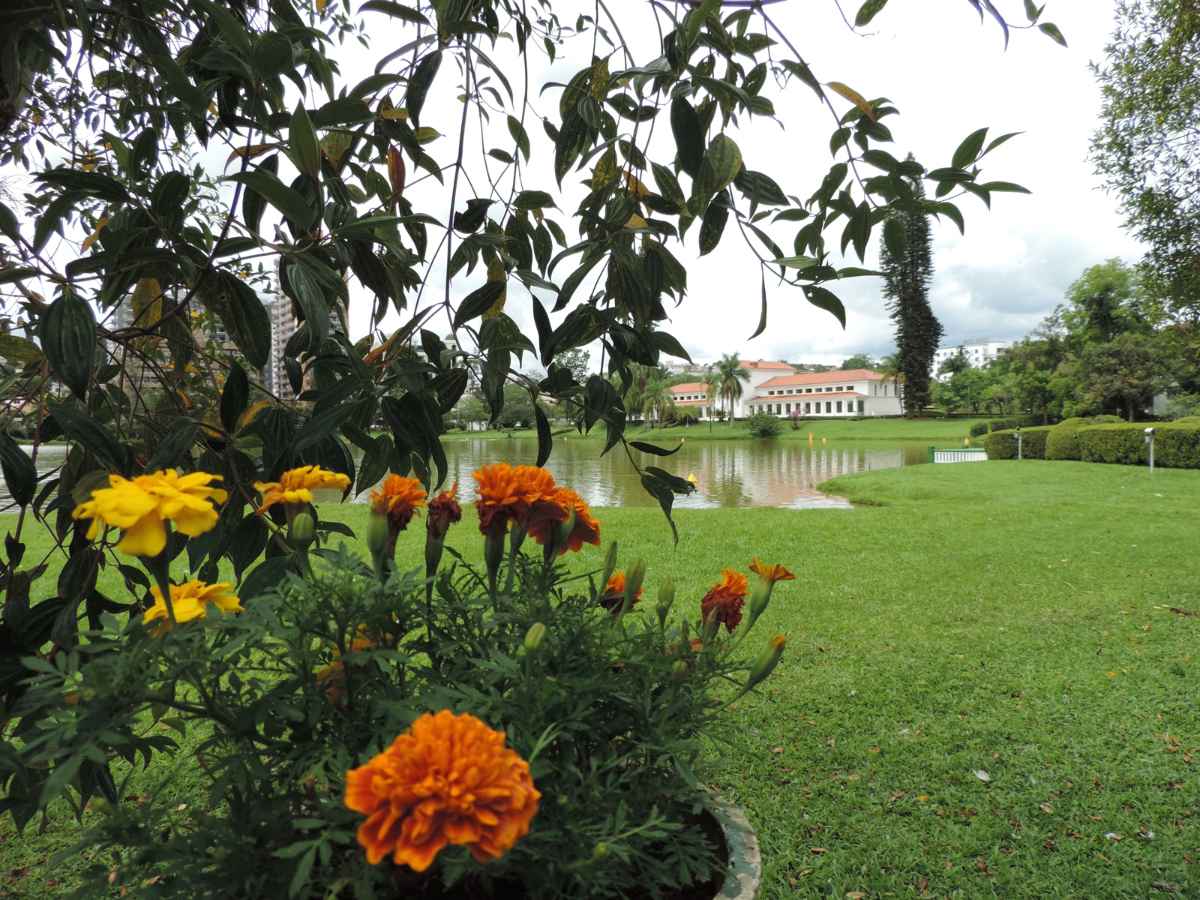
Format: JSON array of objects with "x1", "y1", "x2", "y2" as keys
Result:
[
  {"x1": 345, "y1": 710, "x2": 540, "y2": 871},
  {"x1": 370, "y1": 475, "x2": 427, "y2": 532},
  {"x1": 255, "y1": 465, "x2": 350, "y2": 513},
  {"x1": 700, "y1": 569, "x2": 749, "y2": 633},
  {"x1": 528, "y1": 486, "x2": 601, "y2": 555},
  {"x1": 143, "y1": 580, "x2": 241, "y2": 634},
  {"x1": 72, "y1": 470, "x2": 227, "y2": 558},
  {"x1": 749, "y1": 558, "x2": 795, "y2": 584}
]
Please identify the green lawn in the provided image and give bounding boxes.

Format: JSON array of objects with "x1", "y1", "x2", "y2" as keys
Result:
[
  {"x1": 443, "y1": 416, "x2": 988, "y2": 444},
  {"x1": 2, "y1": 461, "x2": 1198, "y2": 897}
]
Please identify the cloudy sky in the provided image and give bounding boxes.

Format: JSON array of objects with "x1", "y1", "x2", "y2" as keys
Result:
[
  {"x1": 6, "y1": 1, "x2": 1139, "y2": 372},
  {"x1": 335, "y1": 0, "x2": 1141, "y2": 370}
]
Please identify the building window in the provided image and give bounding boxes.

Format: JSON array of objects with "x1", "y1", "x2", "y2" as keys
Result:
[
  {"x1": 836, "y1": 400, "x2": 843, "y2": 413},
  {"x1": 804, "y1": 402, "x2": 810, "y2": 414},
  {"x1": 825, "y1": 401, "x2": 832, "y2": 413},
  {"x1": 858, "y1": 400, "x2": 865, "y2": 414},
  {"x1": 786, "y1": 403, "x2": 792, "y2": 413}
]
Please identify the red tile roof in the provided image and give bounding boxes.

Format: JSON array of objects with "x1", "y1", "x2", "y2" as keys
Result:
[
  {"x1": 751, "y1": 391, "x2": 866, "y2": 401},
  {"x1": 741, "y1": 360, "x2": 795, "y2": 371},
  {"x1": 758, "y1": 368, "x2": 883, "y2": 388},
  {"x1": 670, "y1": 382, "x2": 710, "y2": 395}
]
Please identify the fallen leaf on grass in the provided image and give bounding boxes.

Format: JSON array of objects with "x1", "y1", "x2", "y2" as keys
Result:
[
  {"x1": 1040, "y1": 802, "x2": 1054, "y2": 814},
  {"x1": 1104, "y1": 832, "x2": 1122, "y2": 841},
  {"x1": 974, "y1": 769, "x2": 991, "y2": 783},
  {"x1": 810, "y1": 847, "x2": 828, "y2": 855},
  {"x1": 1152, "y1": 881, "x2": 1182, "y2": 893}
]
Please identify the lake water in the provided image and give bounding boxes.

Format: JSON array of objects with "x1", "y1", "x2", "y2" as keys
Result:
[
  {"x1": 9, "y1": 438, "x2": 930, "y2": 511},
  {"x1": 412, "y1": 437, "x2": 928, "y2": 509}
]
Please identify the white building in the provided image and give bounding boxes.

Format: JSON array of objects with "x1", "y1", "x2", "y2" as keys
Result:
[
  {"x1": 933, "y1": 340, "x2": 1011, "y2": 375},
  {"x1": 747, "y1": 368, "x2": 901, "y2": 418},
  {"x1": 670, "y1": 365, "x2": 902, "y2": 420}
]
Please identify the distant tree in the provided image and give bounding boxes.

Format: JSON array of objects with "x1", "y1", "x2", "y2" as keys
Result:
[
  {"x1": 1062, "y1": 259, "x2": 1152, "y2": 347},
  {"x1": 1075, "y1": 332, "x2": 1170, "y2": 421},
  {"x1": 713, "y1": 354, "x2": 750, "y2": 420},
  {"x1": 937, "y1": 350, "x2": 970, "y2": 378},
  {"x1": 497, "y1": 384, "x2": 536, "y2": 429},
  {"x1": 840, "y1": 353, "x2": 877, "y2": 370},
  {"x1": 638, "y1": 378, "x2": 675, "y2": 425},
  {"x1": 1093, "y1": 1, "x2": 1200, "y2": 318},
  {"x1": 880, "y1": 173, "x2": 943, "y2": 416}
]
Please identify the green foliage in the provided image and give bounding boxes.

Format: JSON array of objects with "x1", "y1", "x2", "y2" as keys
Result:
[
  {"x1": 880, "y1": 170, "x2": 942, "y2": 415},
  {"x1": 745, "y1": 412, "x2": 783, "y2": 439},
  {"x1": 983, "y1": 426, "x2": 1053, "y2": 460},
  {"x1": 1043, "y1": 415, "x2": 1125, "y2": 460},
  {"x1": 1092, "y1": 1, "x2": 1200, "y2": 315},
  {"x1": 1077, "y1": 421, "x2": 1200, "y2": 468},
  {"x1": 3, "y1": 537, "x2": 787, "y2": 898}
]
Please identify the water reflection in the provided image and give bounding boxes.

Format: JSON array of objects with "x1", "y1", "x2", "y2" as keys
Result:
[
  {"x1": 394, "y1": 438, "x2": 927, "y2": 509},
  {"x1": 6, "y1": 439, "x2": 927, "y2": 511}
]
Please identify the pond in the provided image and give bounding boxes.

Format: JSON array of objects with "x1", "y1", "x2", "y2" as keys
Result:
[
  {"x1": 408, "y1": 437, "x2": 928, "y2": 509},
  {"x1": 9, "y1": 439, "x2": 931, "y2": 512}
]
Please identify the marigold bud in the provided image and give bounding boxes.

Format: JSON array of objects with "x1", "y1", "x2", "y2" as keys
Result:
[
  {"x1": 598, "y1": 541, "x2": 618, "y2": 595},
  {"x1": 524, "y1": 622, "x2": 546, "y2": 651},
  {"x1": 592, "y1": 842, "x2": 609, "y2": 860},
  {"x1": 743, "y1": 634, "x2": 787, "y2": 695},
  {"x1": 622, "y1": 559, "x2": 646, "y2": 616},
  {"x1": 656, "y1": 576, "x2": 675, "y2": 628},
  {"x1": 366, "y1": 511, "x2": 389, "y2": 558},
  {"x1": 289, "y1": 510, "x2": 316, "y2": 548},
  {"x1": 671, "y1": 660, "x2": 689, "y2": 680}
]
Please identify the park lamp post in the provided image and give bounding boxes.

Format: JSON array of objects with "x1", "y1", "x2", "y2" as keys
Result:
[
  {"x1": 1016, "y1": 426, "x2": 1022, "y2": 461},
  {"x1": 1144, "y1": 426, "x2": 1155, "y2": 472}
]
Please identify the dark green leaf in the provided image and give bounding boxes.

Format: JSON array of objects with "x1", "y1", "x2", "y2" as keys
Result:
[
  {"x1": 698, "y1": 194, "x2": 729, "y2": 256},
  {"x1": 358, "y1": 0, "x2": 430, "y2": 25},
  {"x1": 515, "y1": 190, "x2": 555, "y2": 210},
  {"x1": 229, "y1": 169, "x2": 317, "y2": 230},
  {"x1": 1038, "y1": 22, "x2": 1067, "y2": 46},
  {"x1": 0, "y1": 432, "x2": 36, "y2": 506},
  {"x1": 691, "y1": 134, "x2": 742, "y2": 212},
  {"x1": 406, "y1": 51, "x2": 443, "y2": 127},
  {"x1": 453, "y1": 282, "x2": 505, "y2": 328},
  {"x1": 534, "y1": 404, "x2": 552, "y2": 466},
  {"x1": 805, "y1": 286, "x2": 846, "y2": 328},
  {"x1": 241, "y1": 556, "x2": 292, "y2": 598},
  {"x1": 629, "y1": 440, "x2": 683, "y2": 457},
  {"x1": 229, "y1": 514, "x2": 268, "y2": 580},
  {"x1": 507, "y1": 115, "x2": 531, "y2": 161},
  {"x1": 670, "y1": 97, "x2": 705, "y2": 177},
  {"x1": 38, "y1": 292, "x2": 95, "y2": 400},
  {"x1": 287, "y1": 262, "x2": 330, "y2": 350},
  {"x1": 48, "y1": 401, "x2": 127, "y2": 472},
  {"x1": 289, "y1": 103, "x2": 321, "y2": 178},
  {"x1": 311, "y1": 97, "x2": 374, "y2": 127},
  {"x1": 855, "y1": 0, "x2": 889, "y2": 27},
  {"x1": 223, "y1": 277, "x2": 272, "y2": 370},
  {"x1": 952, "y1": 127, "x2": 988, "y2": 169},
  {"x1": 749, "y1": 270, "x2": 768, "y2": 341},
  {"x1": 978, "y1": 181, "x2": 1031, "y2": 195},
  {"x1": 220, "y1": 362, "x2": 250, "y2": 433}
]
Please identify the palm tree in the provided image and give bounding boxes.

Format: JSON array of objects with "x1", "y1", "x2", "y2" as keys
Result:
[
  {"x1": 714, "y1": 354, "x2": 750, "y2": 420},
  {"x1": 703, "y1": 371, "x2": 720, "y2": 422},
  {"x1": 640, "y1": 377, "x2": 674, "y2": 426},
  {"x1": 879, "y1": 353, "x2": 905, "y2": 412}
]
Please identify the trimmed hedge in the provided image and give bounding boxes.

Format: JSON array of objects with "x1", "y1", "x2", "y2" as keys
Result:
[
  {"x1": 970, "y1": 416, "x2": 1043, "y2": 438},
  {"x1": 984, "y1": 426, "x2": 1053, "y2": 459},
  {"x1": 1044, "y1": 416, "x2": 1125, "y2": 461},
  {"x1": 1078, "y1": 422, "x2": 1200, "y2": 468}
]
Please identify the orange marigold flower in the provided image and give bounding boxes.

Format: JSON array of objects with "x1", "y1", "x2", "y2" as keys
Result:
[
  {"x1": 749, "y1": 558, "x2": 795, "y2": 584},
  {"x1": 371, "y1": 475, "x2": 427, "y2": 532},
  {"x1": 600, "y1": 570, "x2": 641, "y2": 613},
  {"x1": 528, "y1": 486, "x2": 601, "y2": 554},
  {"x1": 427, "y1": 482, "x2": 463, "y2": 539},
  {"x1": 344, "y1": 710, "x2": 540, "y2": 871},
  {"x1": 473, "y1": 463, "x2": 557, "y2": 536},
  {"x1": 700, "y1": 568, "x2": 748, "y2": 633},
  {"x1": 255, "y1": 465, "x2": 350, "y2": 513}
]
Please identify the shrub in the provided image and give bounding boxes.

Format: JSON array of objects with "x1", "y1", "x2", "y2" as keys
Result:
[
  {"x1": 746, "y1": 412, "x2": 783, "y2": 438},
  {"x1": 969, "y1": 422, "x2": 990, "y2": 437},
  {"x1": 984, "y1": 426, "x2": 1053, "y2": 459},
  {"x1": 1077, "y1": 422, "x2": 1200, "y2": 468},
  {"x1": 4, "y1": 465, "x2": 794, "y2": 899},
  {"x1": 1045, "y1": 415, "x2": 1125, "y2": 461}
]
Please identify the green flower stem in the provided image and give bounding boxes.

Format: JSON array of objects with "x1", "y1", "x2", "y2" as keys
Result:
[{"x1": 142, "y1": 542, "x2": 175, "y2": 627}]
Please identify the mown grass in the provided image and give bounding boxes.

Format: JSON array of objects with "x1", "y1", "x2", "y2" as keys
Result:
[
  {"x1": 2, "y1": 460, "x2": 1198, "y2": 897},
  {"x1": 443, "y1": 416, "x2": 987, "y2": 445}
]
